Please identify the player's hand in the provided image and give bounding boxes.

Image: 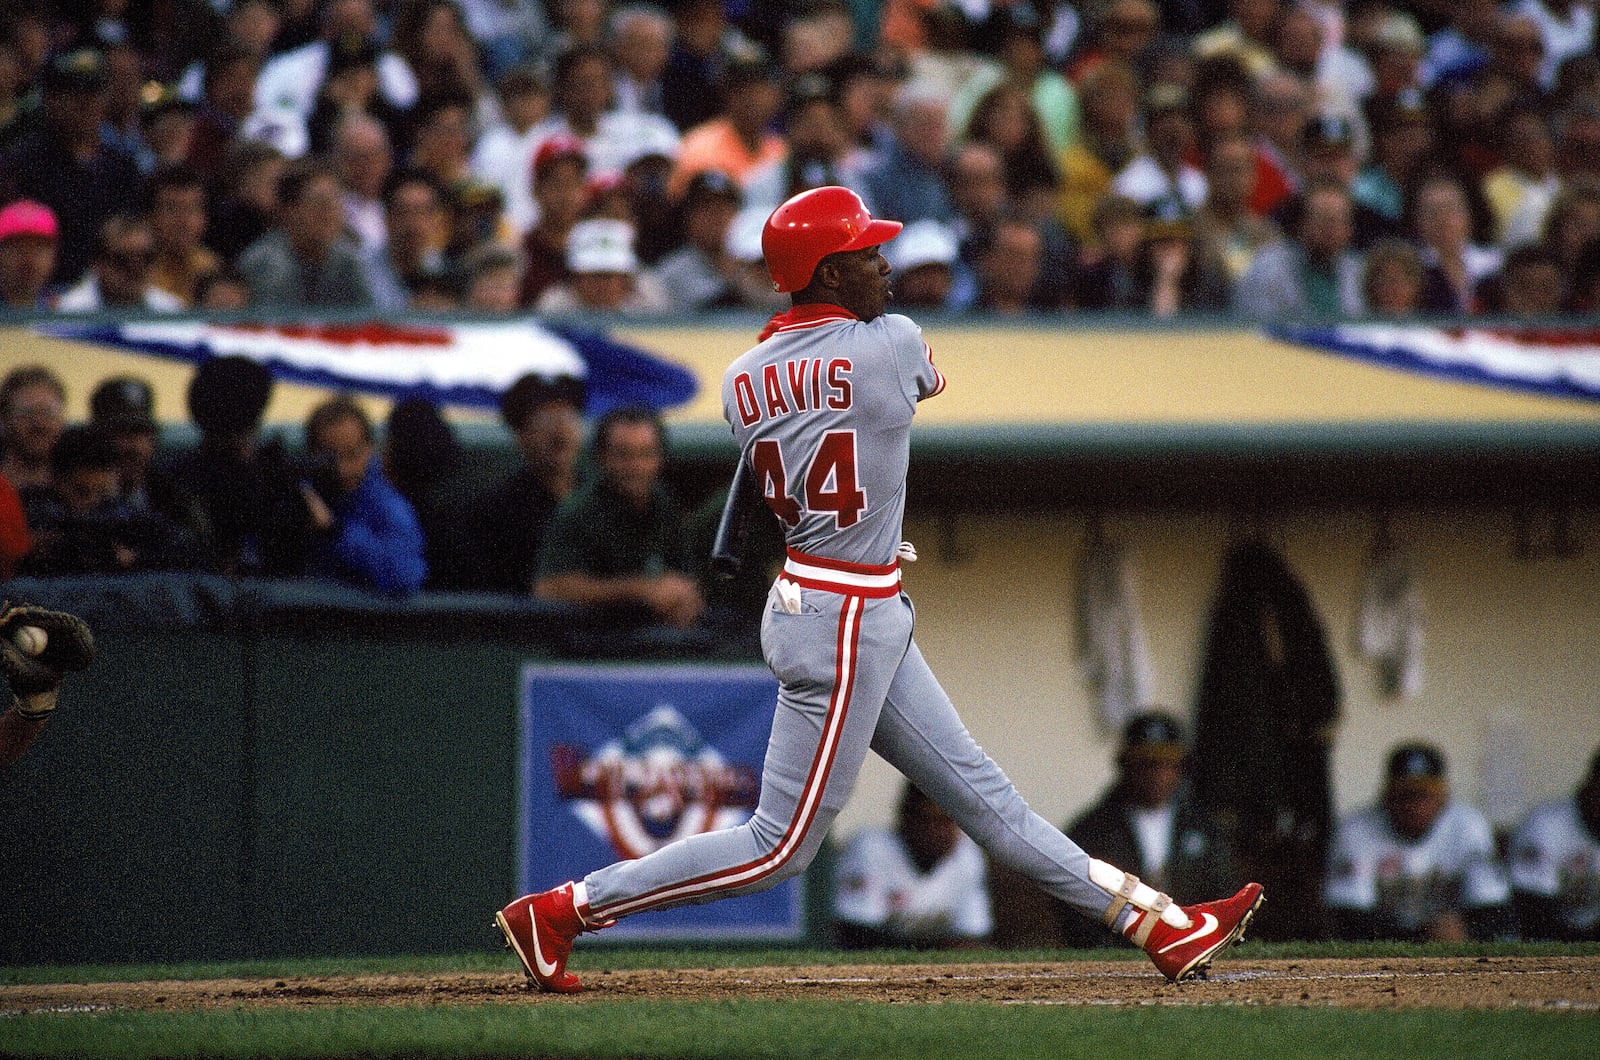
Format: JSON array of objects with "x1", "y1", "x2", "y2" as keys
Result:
[{"x1": 0, "y1": 604, "x2": 95, "y2": 717}]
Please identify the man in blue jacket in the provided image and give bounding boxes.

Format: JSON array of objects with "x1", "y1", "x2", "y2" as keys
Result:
[{"x1": 301, "y1": 396, "x2": 427, "y2": 596}]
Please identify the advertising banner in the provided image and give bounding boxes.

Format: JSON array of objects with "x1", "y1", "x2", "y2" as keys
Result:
[{"x1": 515, "y1": 663, "x2": 802, "y2": 940}]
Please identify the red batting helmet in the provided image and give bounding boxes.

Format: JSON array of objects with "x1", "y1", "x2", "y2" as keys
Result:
[{"x1": 761, "y1": 186, "x2": 903, "y2": 293}]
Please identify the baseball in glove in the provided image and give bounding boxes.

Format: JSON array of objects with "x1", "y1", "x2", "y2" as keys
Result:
[{"x1": 0, "y1": 604, "x2": 95, "y2": 718}]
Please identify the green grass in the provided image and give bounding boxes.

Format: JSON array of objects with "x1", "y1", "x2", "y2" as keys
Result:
[
  {"x1": 3, "y1": 944, "x2": 1596, "y2": 1059},
  {"x1": 2, "y1": 1003, "x2": 1593, "y2": 1059}
]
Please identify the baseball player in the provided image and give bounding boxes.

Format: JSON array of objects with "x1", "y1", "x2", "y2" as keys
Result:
[
  {"x1": 0, "y1": 604, "x2": 95, "y2": 770},
  {"x1": 1324, "y1": 742, "x2": 1511, "y2": 941},
  {"x1": 496, "y1": 186, "x2": 1263, "y2": 991},
  {"x1": 1509, "y1": 746, "x2": 1600, "y2": 940}
]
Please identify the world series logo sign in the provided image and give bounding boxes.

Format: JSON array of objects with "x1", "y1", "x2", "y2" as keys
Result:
[{"x1": 516, "y1": 663, "x2": 804, "y2": 940}]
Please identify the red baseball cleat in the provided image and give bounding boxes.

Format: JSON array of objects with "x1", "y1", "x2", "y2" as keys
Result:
[
  {"x1": 496, "y1": 883, "x2": 589, "y2": 993},
  {"x1": 1130, "y1": 882, "x2": 1264, "y2": 983}
]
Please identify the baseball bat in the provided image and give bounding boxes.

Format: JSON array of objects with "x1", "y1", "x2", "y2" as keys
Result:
[{"x1": 709, "y1": 457, "x2": 760, "y2": 580}]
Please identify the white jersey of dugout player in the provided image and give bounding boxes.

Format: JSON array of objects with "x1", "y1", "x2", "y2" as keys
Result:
[
  {"x1": 1510, "y1": 798, "x2": 1600, "y2": 935},
  {"x1": 1324, "y1": 800, "x2": 1511, "y2": 933},
  {"x1": 833, "y1": 829, "x2": 992, "y2": 942}
]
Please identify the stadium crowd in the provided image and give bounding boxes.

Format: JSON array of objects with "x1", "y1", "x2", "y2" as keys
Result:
[{"x1": 0, "y1": 0, "x2": 1597, "y2": 319}]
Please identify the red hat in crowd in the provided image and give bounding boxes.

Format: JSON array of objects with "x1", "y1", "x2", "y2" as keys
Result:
[
  {"x1": 532, "y1": 135, "x2": 587, "y2": 182},
  {"x1": 0, "y1": 200, "x2": 59, "y2": 243}
]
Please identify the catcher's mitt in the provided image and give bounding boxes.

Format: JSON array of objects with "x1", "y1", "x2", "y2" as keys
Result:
[{"x1": 1, "y1": 605, "x2": 95, "y2": 716}]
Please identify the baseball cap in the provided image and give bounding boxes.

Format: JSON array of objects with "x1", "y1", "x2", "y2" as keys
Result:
[
  {"x1": 1119, "y1": 711, "x2": 1188, "y2": 764},
  {"x1": 1303, "y1": 114, "x2": 1356, "y2": 152},
  {"x1": 566, "y1": 218, "x2": 638, "y2": 274},
  {"x1": 42, "y1": 48, "x2": 108, "y2": 94},
  {"x1": 683, "y1": 169, "x2": 742, "y2": 211},
  {"x1": 885, "y1": 219, "x2": 958, "y2": 274},
  {"x1": 0, "y1": 200, "x2": 60, "y2": 243},
  {"x1": 1386, "y1": 742, "x2": 1447, "y2": 794},
  {"x1": 90, "y1": 376, "x2": 157, "y2": 434},
  {"x1": 533, "y1": 134, "x2": 587, "y2": 181}
]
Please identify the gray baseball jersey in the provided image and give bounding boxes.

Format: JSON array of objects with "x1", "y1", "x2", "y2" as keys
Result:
[{"x1": 580, "y1": 305, "x2": 1120, "y2": 931}]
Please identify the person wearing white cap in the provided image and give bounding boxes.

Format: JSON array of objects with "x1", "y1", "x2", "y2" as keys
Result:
[
  {"x1": 884, "y1": 218, "x2": 960, "y2": 310},
  {"x1": 535, "y1": 217, "x2": 671, "y2": 313}
]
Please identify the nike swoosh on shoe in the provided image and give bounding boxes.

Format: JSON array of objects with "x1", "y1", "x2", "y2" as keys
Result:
[{"x1": 1157, "y1": 912, "x2": 1219, "y2": 954}]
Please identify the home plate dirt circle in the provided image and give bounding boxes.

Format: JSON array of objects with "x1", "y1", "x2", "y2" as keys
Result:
[{"x1": 3, "y1": 957, "x2": 1597, "y2": 1014}]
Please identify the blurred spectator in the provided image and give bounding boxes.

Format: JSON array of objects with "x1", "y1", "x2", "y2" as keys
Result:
[
  {"x1": 1056, "y1": 711, "x2": 1236, "y2": 947},
  {"x1": 300, "y1": 396, "x2": 427, "y2": 597},
  {"x1": 547, "y1": 0, "x2": 612, "y2": 60},
  {"x1": 1483, "y1": 103, "x2": 1560, "y2": 246},
  {"x1": 668, "y1": 59, "x2": 786, "y2": 202},
  {"x1": 206, "y1": 138, "x2": 286, "y2": 265},
  {"x1": 1506, "y1": 104, "x2": 1600, "y2": 244},
  {"x1": 833, "y1": 781, "x2": 992, "y2": 950},
  {"x1": 971, "y1": 214, "x2": 1046, "y2": 315},
  {"x1": 0, "y1": 365, "x2": 66, "y2": 495},
  {"x1": 1517, "y1": 0, "x2": 1597, "y2": 91},
  {"x1": 308, "y1": 33, "x2": 404, "y2": 164},
  {"x1": 949, "y1": 4, "x2": 1078, "y2": 158},
  {"x1": 1325, "y1": 742, "x2": 1512, "y2": 942},
  {"x1": 961, "y1": 81, "x2": 1062, "y2": 220},
  {"x1": 0, "y1": 200, "x2": 60, "y2": 310},
  {"x1": 1510, "y1": 744, "x2": 1600, "y2": 941},
  {"x1": 1056, "y1": 58, "x2": 1140, "y2": 247},
  {"x1": 331, "y1": 114, "x2": 395, "y2": 255},
  {"x1": 456, "y1": 0, "x2": 551, "y2": 80},
  {"x1": 742, "y1": 73, "x2": 854, "y2": 212},
  {"x1": 846, "y1": 82, "x2": 958, "y2": 227},
  {"x1": 527, "y1": 45, "x2": 682, "y2": 189},
  {"x1": 1478, "y1": 242, "x2": 1566, "y2": 315},
  {"x1": 470, "y1": 64, "x2": 550, "y2": 235},
  {"x1": 1235, "y1": 180, "x2": 1365, "y2": 318},
  {"x1": 56, "y1": 214, "x2": 185, "y2": 313},
  {"x1": 0, "y1": 47, "x2": 145, "y2": 288},
  {"x1": 1419, "y1": 0, "x2": 1502, "y2": 90},
  {"x1": 461, "y1": 242, "x2": 523, "y2": 312},
  {"x1": 407, "y1": 91, "x2": 478, "y2": 191},
  {"x1": 1472, "y1": 12, "x2": 1553, "y2": 112},
  {"x1": 94, "y1": 19, "x2": 153, "y2": 171},
  {"x1": 609, "y1": 4, "x2": 673, "y2": 117},
  {"x1": 661, "y1": 0, "x2": 761, "y2": 134},
  {"x1": 383, "y1": 395, "x2": 478, "y2": 591},
  {"x1": 534, "y1": 406, "x2": 703, "y2": 630},
  {"x1": 775, "y1": 0, "x2": 855, "y2": 78},
  {"x1": 1113, "y1": 81, "x2": 1207, "y2": 216},
  {"x1": 254, "y1": 0, "x2": 418, "y2": 120},
  {"x1": 1275, "y1": 1, "x2": 1368, "y2": 119},
  {"x1": 537, "y1": 217, "x2": 671, "y2": 313},
  {"x1": 391, "y1": 0, "x2": 494, "y2": 125},
  {"x1": 1141, "y1": 200, "x2": 1234, "y2": 315},
  {"x1": 146, "y1": 164, "x2": 220, "y2": 307},
  {"x1": 172, "y1": 0, "x2": 281, "y2": 105},
  {"x1": 365, "y1": 169, "x2": 453, "y2": 311},
  {"x1": 1194, "y1": 0, "x2": 1283, "y2": 78},
  {"x1": 1277, "y1": 114, "x2": 1399, "y2": 250},
  {"x1": 1360, "y1": 9, "x2": 1428, "y2": 104},
  {"x1": 239, "y1": 159, "x2": 376, "y2": 308},
  {"x1": 518, "y1": 135, "x2": 589, "y2": 307},
  {"x1": 1539, "y1": 180, "x2": 1600, "y2": 304},
  {"x1": 654, "y1": 170, "x2": 747, "y2": 309},
  {"x1": 1361, "y1": 237, "x2": 1428, "y2": 316},
  {"x1": 195, "y1": 265, "x2": 253, "y2": 311},
  {"x1": 1410, "y1": 175, "x2": 1503, "y2": 313},
  {"x1": 464, "y1": 372, "x2": 587, "y2": 594},
  {"x1": 1249, "y1": 70, "x2": 1314, "y2": 216},
  {"x1": 1193, "y1": 134, "x2": 1281, "y2": 283},
  {"x1": 1065, "y1": 0, "x2": 1160, "y2": 85},
  {"x1": 1355, "y1": 89, "x2": 1436, "y2": 225},
  {"x1": 161, "y1": 355, "x2": 303, "y2": 577},
  {"x1": 18, "y1": 423, "x2": 197, "y2": 576},
  {"x1": 88, "y1": 375, "x2": 175, "y2": 515},
  {"x1": 885, "y1": 218, "x2": 960, "y2": 311},
  {"x1": 1072, "y1": 193, "x2": 1147, "y2": 310},
  {"x1": 186, "y1": 43, "x2": 268, "y2": 186},
  {"x1": 832, "y1": 49, "x2": 900, "y2": 158}
]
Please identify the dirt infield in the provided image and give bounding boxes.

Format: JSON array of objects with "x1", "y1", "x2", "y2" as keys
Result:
[{"x1": 3, "y1": 957, "x2": 1597, "y2": 1014}]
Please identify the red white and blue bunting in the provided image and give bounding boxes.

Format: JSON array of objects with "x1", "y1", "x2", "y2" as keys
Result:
[
  {"x1": 39, "y1": 319, "x2": 699, "y2": 414},
  {"x1": 1271, "y1": 323, "x2": 1600, "y2": 404}
]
